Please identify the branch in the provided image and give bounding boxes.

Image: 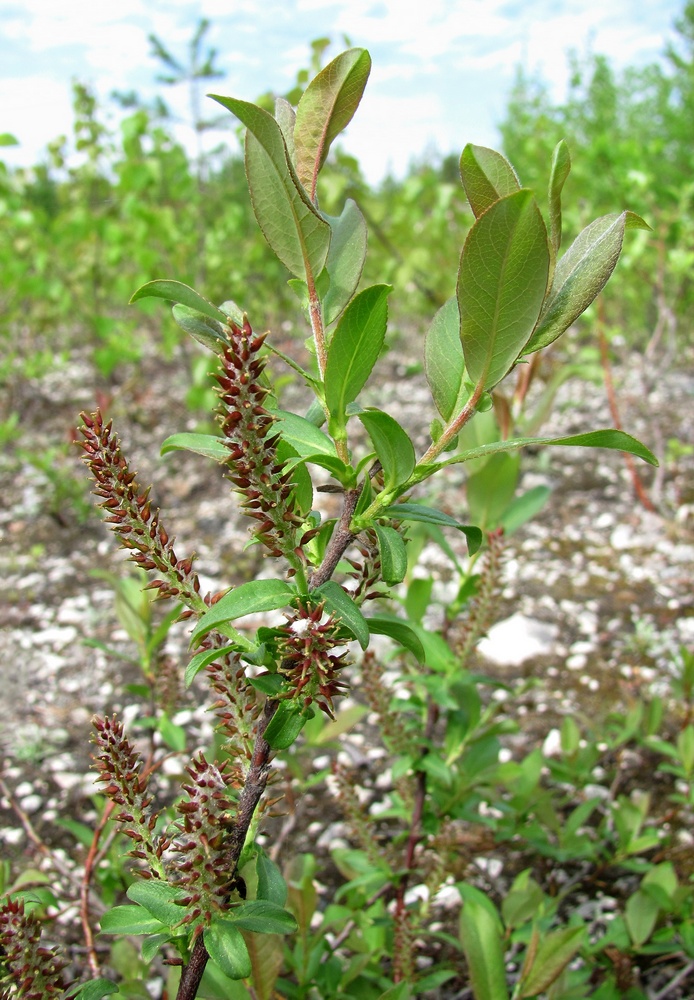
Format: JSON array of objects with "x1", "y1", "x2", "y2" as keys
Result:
[
  {"x1": 175, "y1": 699, "x2": 278, "y2": 1000},
  {"x1": 308, "y1": 488, "x2": 361, "y2": 590}
]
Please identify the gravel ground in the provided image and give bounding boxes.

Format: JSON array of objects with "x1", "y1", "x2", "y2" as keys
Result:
[{"x1": 1, "y1": 330, "x2": 693, "y2": 990}]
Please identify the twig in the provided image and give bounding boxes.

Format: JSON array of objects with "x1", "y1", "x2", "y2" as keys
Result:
[
  {"x1": 649, "y1": 958, "x2": 694, "y2": 1000},
  {"x1": 597, "y1": 300, "x2": 656, "y2": 513},
  {"x1": 80, "y1": 799, "x2": 115, "y2": 976},
  {"x1": 308, "y1": 487, "x2": 361, "y2": 590}
]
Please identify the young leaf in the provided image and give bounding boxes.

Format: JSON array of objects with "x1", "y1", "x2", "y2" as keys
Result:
[
  {"x1": 264, "y1": 701, "x2": 310, "y2": 750},
  {"x1": 190, "y1": 580, "x2": 297, "y2": 646},
  {"x1": 205, "y1": 919, "x2": 252, "y2": 979},
  {"x1": 274, "y1": 96, "x2": 296, "y2": 164},
  {"x1": 224, "y1": 900, "x2": 298, "y2": 935},
  {"x1": 315, "y1": 579, "x2": 370, "y2": 649},
  {"x1": 209, "y1": 95, "x2": 331, "y2": 280},
  {"x1": 458, "y1": 190, "x2": 550, "y2": 391},
  {"x1": 436, "y1": 429, "x2": 658, "y2": 469},
  {"x1": 68, "y1": 981, "x2": 120, "y2": 1000},
  {"x1": 172, "y1": 303, "x2": 228, "y2": 352},
  {"x1": 459, "y1": 144, "x2": 521, "y2": 217},
  {"x1": 161, "y1": 432, "x2": 228, "y2": 462},
  {"x1": 459, "y1": 898, "x2": 510, "y2": 1000},
  {"x1": 466, "y1": 452, "x2": 520, "y2": 530},
  {"x1": 499, "y1": 485, "x2": 551, "y2": 536},
  {"x1": 523, "y1": 210, "x2": 650, "y2": 355},
  {"x1": 294, "y1": 48, "x2": 372, "y2": 198},
  {"x1": 274, "y1": 409, "x2": 337, "y2": 458},
  {"x1": 130, "y1": 278, "x2": 228, "y2": 322},
  {"x1": 384, "y1": 503, "x2": 483, "y2": 554},
  {"x1": 359, "y1": 409, "x2": 415, "y2": 492},
  {"x1": 256, "y1": 851, "x2": 288, "y2": 906},
  {"x1": 99, "y1": 904, "x2": 166, "y2": 935},
  {"x1": 424, "y1": 297, "x2": 469, "y2": 422},
  {"x1": 324, "y1": 284, "x2": 391, "y2": 428},
  {"x1": 547, "y1": 140, "x2": 571, "y2": 260},
  {"x1": 373, "y1": 523, "x2": 408, "y2": 585},
  {"x1": 184, "y1": 646, "x2": 237, "y2": 688},
  {"x1": 126, "y1": 880, "x2": 188, "y2": 926},
  {"x1": 322, "y1": 199, "x2": 368, "y2": 325},
  {"x1": 366, "y1": 615, "x2": 425, "y2": 662},
  {"x1": 518, "y1": 926, "x2": 584, "y2": 997}
]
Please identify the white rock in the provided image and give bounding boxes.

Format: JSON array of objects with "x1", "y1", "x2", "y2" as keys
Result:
[{"x1": 477, "y1": 613, "x2": 558, "y2": 666}]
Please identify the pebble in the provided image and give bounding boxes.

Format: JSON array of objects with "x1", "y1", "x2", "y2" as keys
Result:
[{"x1": 477, "y1": 614, "x2": 559, "y2": 666}]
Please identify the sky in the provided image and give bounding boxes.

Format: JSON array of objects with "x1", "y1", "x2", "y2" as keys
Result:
[{"x1": 0, "y1": 0, "x2": 684, "y2": 183}]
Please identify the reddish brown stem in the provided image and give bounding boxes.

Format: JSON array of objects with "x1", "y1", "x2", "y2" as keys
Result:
[
  {"x1": 597, "y1": 301, "x2": 656, "y2": 513},
  {"x1": 175, "y1": 699, "x2": 277, "y2": 1000},
  {"x1": 392, "y1": 699, "x2": 439, "y2": 983}
]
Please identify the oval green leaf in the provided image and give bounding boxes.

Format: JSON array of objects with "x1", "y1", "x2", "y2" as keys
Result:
[
  {"x1": 190, "y1": 580, "x2": 297, "y2": 646},
  {"x1": 224, "y1": 900, "x2": 298, "y2": 935},
  {"x1": 458, "y1": 189, "x2": 550, "y2": 391},
  {"x1": 459, "y1": 898, "x2": 510, "y2": 1000},
  {"x1": 523, "y1": 210, "x2": 650, "y2": 355},
  {"x1": 366, "y1": 615, "x2": 425, "y2": 662},
  {"x1": 359, "y1": 409, "x2": 415, "y2": 493},
  {"x1": 424, "y1": 297, "x2": 469, "y2": 422},
  {"x1": 205, "y1": 919, "x2": 252, "y2": 980},
  {"x1": 184, "y1": 645, "x2": 238, "y2": 688},
  {"x1": 172, "y1": 303, "x2": 228, "y2": 352},
  {"x1": 518, "y1": 926, "x2": 585, "y2": 997},
  {"x1": 209, "y1": 95, "x2": 331, "y2": 280},
  {"x1": 264, "y1": 701, "x2": 310, "y2": 750},
  {"x1": 161, "y1": 433, "x2": 228, "y2": 462},
  {"x1": 274, "y1": 409, "x2": 337, "y2": 458},
  {"x1": 315, "y1": 580, "x2": 369, "y2": 649},
  {"x1": 322, "y1": 198, "x2": 368, "y2": 326},
  {"x1": 294, "y1": 48, "x2": 372, "y2": 198},
  {"x1": 129, "y1": 279, "x2": 228, "y2": 322},
  {"x1": 384, "y1": 503, "x2": 483, "y2": 555},
  {"x1": 460, "y1": 144, "x2": 521, "y2": 218},
  {"x1": 547, "y1": 139, "x2": 571, "y2": 260},
  {"x1": 324, "y1": 284, "x2": 391, "y2": 427},
  {"x1": 373, "y1": 523, "x2": 408, "y2": 585},
  {"x1": 437, "y1": 429, "x2": 658, "y2": 469},
  {"x1": 99, "y1": 904, "x2": 166, "y2": 936},
  {"x1": 126, "y1": 880, "x2": 188, "y2": 926}
]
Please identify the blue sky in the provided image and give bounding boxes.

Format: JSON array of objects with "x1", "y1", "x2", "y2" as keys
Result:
[{"x1": 0, "y1": 0, "x2": 684, "y2": 182}]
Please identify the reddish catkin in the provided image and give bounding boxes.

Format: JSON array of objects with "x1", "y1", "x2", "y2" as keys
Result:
[
  {"x1": 215, "y1": 318, "x2": 306, "y2": 564},
  {"x1": 79, "y1": 410, "x2": 205, "y2": 611}
]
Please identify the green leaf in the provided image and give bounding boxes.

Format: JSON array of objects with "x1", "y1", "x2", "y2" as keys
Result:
[
  {"x1": 130, "y1": 279, "x2": 228, "y2": 322},
  {"x1": 459, "y1": 144, "x2": 521, "y2": 217},
  {"x1": 315, "y1": 580, "x2": 369, "y2": 649},
  {"x1": 205, "y1": 919, "x2": 252, "y2": 979},
  {"x1": 294, "y1": 48, "x2": 371, "y2": 197},
  {"x1": 625, "y1": 889, "x2": 659, "y2": 948},
  {"x1": 190, "y1": 580, "x2": 297, "y2": 646},
  {"x1": 126, "y1": 880, "x2": 188, "y2": 927},
  {"x1": 518, "y1": 926, "x2": 584, "y2": 997},
  {"x1": 437, "y1": 429, "x2": 658, "y2": 469},
  {"x1": 384, "y1": 503, "x2": 483, "y2": 554},
  {"x1": 425, "y1": 297, "x2": 469, "y2": 422},
  {"x1": 324, "y1": 284, "x2": 391, "y2": 428},
  {"x1": 274, "y1": 96, "x2": 296, "y2": 163},
  {"x1": 184, "y1": 645, "x2": 237, "y2": 688},
  {"x1": 171, "y1": 304, "x2": 227, "y2": 352},
  {"x1": 274, "y1": 410, "x2": 337, "y2": 458},
  {"x1": 68, "y1": 979, "x2": 120, "y2": 1000},
  {"x1": 322, "y1": 199, "x2": 368, "y2": 325},
  {"x1": 209, "y1": 95, "x2": 331, "y2": 280},
  {"x1": 99, "y1": 904, "x2": 166, "y2": 936},
  {"x1": 264, "y1": 701, "x2": 310, "y2": 750},
  {"x1": 466, "y1": 452, "x2": 520, "y2": 530},
  {"x1": 161, "y1": 432, "x2": 228, "y2": 462},
  {"x1": 547, "y1": 140, "x2": 571, "y2": 260},
  {"x1": 500, "y1": 485, "x2": 551, "y2": 536},
  {"x1": 224, "y1": 900, "x2": 297, "y2": 935},
  {"x1": 523, "y1": 210, "x2": 651, "y2": 355},
  {"x1": 459, "y1": 898, "x2": 510, "y2": 1000},
  {"x1": 0, "y1": 133, "x2": 19, "y2": 147},
  {"x1": 373, "y1": 524, "x2": 408, "y2": 585},
  {"x1": 458, "y1": 189, "x2": 550, "y2": 391},
  {"x1": 359, "y1": 409, "x2": 415, "y2": 492},
  {"x1": 158, "y1": 714, "x2": 186, "y2": 752},
  {"x1": 377, "y1": 985, "x2": 411, "y2": 1000},
  {"x1": 256, "y1": 851, "x2": 288, "y2": 906}
]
